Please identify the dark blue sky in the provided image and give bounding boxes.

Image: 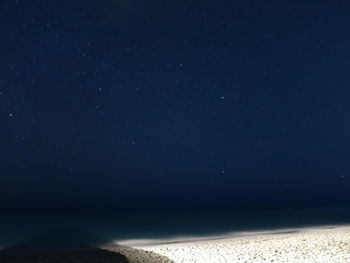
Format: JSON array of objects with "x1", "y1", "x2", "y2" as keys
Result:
[{"x1": 1, "y1": 0, "x2": 350, "y2": 210}]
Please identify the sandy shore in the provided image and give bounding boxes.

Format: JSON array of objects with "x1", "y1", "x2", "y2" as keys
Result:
[{"x1": 108, "y1": 225, "x2": 350, "y2": 263}]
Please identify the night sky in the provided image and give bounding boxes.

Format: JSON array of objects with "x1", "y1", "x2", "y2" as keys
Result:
[{"x1": 1, "y1": 0, "x2": 350, "y2": 211}]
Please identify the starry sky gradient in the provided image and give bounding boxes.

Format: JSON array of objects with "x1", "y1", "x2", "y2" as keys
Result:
[{"x1": 1, "y1": 0, "x2": 350, "y2": 210}]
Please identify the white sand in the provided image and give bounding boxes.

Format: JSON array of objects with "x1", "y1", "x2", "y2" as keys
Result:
[{"x1": 107, "y1": 225, "x2": 350, "y2": 263}]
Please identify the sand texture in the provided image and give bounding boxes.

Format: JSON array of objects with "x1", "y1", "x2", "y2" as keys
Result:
[{"x1": 110, "y1": 225, "x2": 350, "y2": 263}]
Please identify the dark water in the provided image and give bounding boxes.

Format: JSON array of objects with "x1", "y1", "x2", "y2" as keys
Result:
[{"x1": 1, "y1": 206, "x2": 350, "y2": 252}]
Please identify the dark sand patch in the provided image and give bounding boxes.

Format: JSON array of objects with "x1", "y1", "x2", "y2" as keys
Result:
[
  {"x1": 107, "y1": 247, "x2": 175, "y2": 263},
  {"x1": 0, "y1": 249, "x2": 128, "y2": 263},
  {"x1": 0, "y1": 247, "x2": 175, "y2": 263}
]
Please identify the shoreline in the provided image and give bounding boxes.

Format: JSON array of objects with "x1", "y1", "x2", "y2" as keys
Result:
[
  {"x1": 111, "y1": 224, "x2": 350, "y2": 247},
  {"x1": 107, "y1": 224, "x2": 350, "y2": 263}
]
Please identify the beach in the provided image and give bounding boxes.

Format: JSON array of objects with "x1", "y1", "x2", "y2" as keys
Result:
[{"x1": 109, "y1": 225, "x2": 350, "y2": 263}]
